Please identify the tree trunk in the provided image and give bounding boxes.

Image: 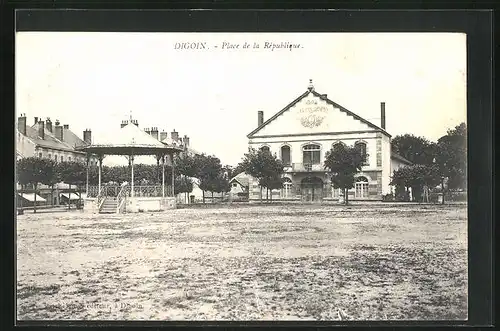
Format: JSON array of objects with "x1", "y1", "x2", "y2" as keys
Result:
[
  {"x1": 266, "y1": 188, "x2": 269, "y2": 201},
  {"x1": 344, "y1": 188, "x2": 349, "y2": 206},
  {"x1": 51, "y1": 185, "x2": 54, "y2": 206},
  {"x1": 20, "y1": 184, "x2": 23, "y2": 209},
  {"x1": 270, "y1": 189, "x2": 273, "y2": 202},
  {"x1": 211, "y1": 191, "x2": 214, "y2": 204},
  {"x1": 68, "y1": 184, "x2": 72, "y2": 210},
  {"x1": 202, "y1": 190, "x2": 205, "y2": 204},
  {"x1": 260, "y1": 186, "x2": 262, "y2": 203},
  {"x1": 33, "y1": 183, "x2": 37, "y2": 213}
]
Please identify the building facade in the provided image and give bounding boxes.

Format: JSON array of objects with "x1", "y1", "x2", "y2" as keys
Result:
[{"x1": 246, "y1": 80, "x2": 411, "y2": 202}]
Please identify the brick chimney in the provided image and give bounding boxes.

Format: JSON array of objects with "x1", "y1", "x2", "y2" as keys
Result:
[
  {"x1": 54, "y1": 120, "x2": 63, "y2": 141},
  {"x1": 121, "y1": 120, "x2": 128, "y2": 128},
  {"x1": 63, "y1": 124, "x2": 69, "y2": 129},
  {"x1": 171, "y1": 129, "x2": 179, "y2": 142},
  {"x1": 38, "y1": 120, "x2": 45, "y2": 139},
  {"x1": 160, "y1": 131, "x2": 168, "y2": 142},
  {"x1": 150, "y1": 127, "x2": 159, "y2": 140},
  {"x1": 381, "y1": 102, "x2": 386, "y2": 130},
  {"x1": 183, "y1": 135, "x2": 190, "y2": 147},
  {"x1": 46, "y1": 118, "x2": 53, "y2": 133},
  {"x1": 83, "y1": 129, "x2": 92, "y2": 144},
  {"x1": 258, "y1": 111, "x2": 264, "y2": 127},
  {"x1": 34, "y1": 116, "x2": 39, "y2": 125},
  {"x1": 131, "y1": 119, "x2": 138, "y2": 127},
  {"x1": 18, "y1": 113, "x2": 27, "y2": 135},
  {"x1": 144, "y1": 127, "x2": 151, "y2": 135}
]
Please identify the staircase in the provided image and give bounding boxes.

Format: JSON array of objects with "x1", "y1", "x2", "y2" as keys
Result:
[{"x1": 99, "y1": 197, "x2": 118, "y2": 214}]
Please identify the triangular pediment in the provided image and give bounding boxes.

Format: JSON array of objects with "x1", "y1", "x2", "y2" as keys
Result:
[{"x1": 248, "y1": 90, "x2": 388, "y2": 138}]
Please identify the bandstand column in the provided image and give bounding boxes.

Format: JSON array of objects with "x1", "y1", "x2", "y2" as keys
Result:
[
  {"x1": 171, "y1": 153, "x2": 175, "y2": 198},
  {"x1": 162, "y1": 155, "x2": 165, "y2": 198},
  {"x1": 86, "y1": 153, "x2": 90, "y2": 195},
  {"x1": 98, "y1": 155, "x2": 103, "y2": 193},
  {"x1": 130, "y1": 154, "x2": 135, "y2": 198}
]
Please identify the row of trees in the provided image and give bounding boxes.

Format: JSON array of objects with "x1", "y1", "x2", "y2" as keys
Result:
[
  {"x1": 16, "y1": 152, "x2": 234, "y2": 212},
  {"x1": 390, "y1": 122, "x2": 467, "y2": 203}
]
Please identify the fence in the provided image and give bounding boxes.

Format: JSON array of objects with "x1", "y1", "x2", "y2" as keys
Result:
[{"x1": 87, "y1": 185, "x2": 173, "y2": 198}]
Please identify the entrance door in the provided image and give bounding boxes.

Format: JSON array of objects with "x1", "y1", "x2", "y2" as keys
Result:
[
  {"x1": 354, "y1": 176, "x2": 369, "y2": 199},
  {"x1": 300, "y1": 177, "x2": 324, "y2": 202}
]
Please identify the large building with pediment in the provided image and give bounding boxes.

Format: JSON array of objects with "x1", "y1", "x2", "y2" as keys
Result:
[{"x1": 246, "y1": 80, "x2": 411, "y2": 202}]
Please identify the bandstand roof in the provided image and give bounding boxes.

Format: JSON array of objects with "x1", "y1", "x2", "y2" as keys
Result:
[{"x1": 77, "y1": 123, "x2": 184, "y2": 155}]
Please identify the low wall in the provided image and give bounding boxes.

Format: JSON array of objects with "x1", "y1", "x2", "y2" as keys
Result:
[
  {"x1": 83, "y1": 198, "x2": 98, "y2": 214},
  {"x1": 126, "y1": 197, "x2": 176, "y2": 213}
]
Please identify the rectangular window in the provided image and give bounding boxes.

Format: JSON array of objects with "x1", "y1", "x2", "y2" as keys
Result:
[
  {"x1": 61, "y1": 156, "x2": 64, "y2": 162},
  {"x1": 39, "y1": 152, "x2": 42, "y2": 158},
  {"x1": 69, "y1": 157, "x2": 71, "y2": 161},
  {"x1": 48, "y1": 154, "x2": 51, "y2": 159},
  {"x1": 55, "y1": 155, "x2": 58, "y2": 162}
]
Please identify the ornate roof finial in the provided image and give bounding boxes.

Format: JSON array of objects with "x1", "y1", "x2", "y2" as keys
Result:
[
  {"x1": 308, "y1": 79, "x2": 314, "y2": 91},
  {"x1": 129, "y1": 110, "x2": 133, "y2": 121}
]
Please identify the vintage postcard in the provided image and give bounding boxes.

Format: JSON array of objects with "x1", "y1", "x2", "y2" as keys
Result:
[{"x1": 15, "y1": 31, "x2": 467, "y2": 321}]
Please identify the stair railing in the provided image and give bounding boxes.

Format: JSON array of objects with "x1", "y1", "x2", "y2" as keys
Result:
[
  {"x1": 97, "y1": 187, "x2": 106, "y2": 212},
  {"x1": 116, "y1": 184, "x2": 130, "y2": 213}
]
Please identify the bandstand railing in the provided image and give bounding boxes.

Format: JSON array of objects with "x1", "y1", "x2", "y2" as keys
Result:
[{"x1": 87, "y1": 185, "x2": 172, "y2": 198}]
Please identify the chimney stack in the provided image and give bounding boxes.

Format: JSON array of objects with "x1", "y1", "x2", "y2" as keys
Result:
[
  {"x1": 83, "y1": 129, "x2": 92, "y2": 144},
  {"x1": 38, "y1": 120, "x2": 45, "y2": 140},
  {"x1": 151, "y1": 127, "x2": 159, "y2": 140},
  {"x1": 131, "y1": 119, "x2": 139, "y2": 126},
  {"x1": 160, "y1": 131, "x2": 168, "y2": 142},
  {"x1": 46, "y1": 118, "x2": 53, "y2": 133},
  {"x1": 34, "y1": 117, "x2": 39, "y2": 125},
  {"x1": 144, "y1": 127, "x2": 151, "y2": 135},
  {"x1": 18, "y1": 113, "x2": 27, "y2": 135},
  {"x1": 183, "y1": 135, "x2": 190, "y2": 147},
  {"x1": 171, "y1": 129, "x2": 179, "y2": 142},
  {"x1": 63, "y1": 124, "x2": 69, "y2": 129},
  {"x1": 121, "y1": 120, "x2": 128, "y2": 128},
  {"x1": 54, "y1": 121, "x2": 63, "y2": 141},
  {"x1": 258, "y1": 111, "x2": 264, "y2": 127},
  {"x1": 381, "y1": 102, "x2": 386, "y2": 130}
]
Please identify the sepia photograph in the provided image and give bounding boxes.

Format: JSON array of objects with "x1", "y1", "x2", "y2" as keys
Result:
[{"x1": 15, "y1": 31, "x2": 468, "y2": 321}]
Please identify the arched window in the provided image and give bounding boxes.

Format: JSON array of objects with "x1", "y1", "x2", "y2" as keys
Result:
[
  {"x1": 302, "y1": 144, "x2": 321, "y2": 165},
  {"x1": 260, "y1": 146, "x2": 270, "y2": 153},
  {"x1": 282, "y1": 177, "x2": 293, "y2": 198},
  {"x1": 355, "y1": 141, "x2": 368, "y2": 165},
  {"x1": 332, "y1": 141, "x2": 345, "y2": 151},
  {"x1": 281, "y1": 145, "x2": 291, "y2": 166},
  {"x1": 355, "y1": 176, "x2": 369, "y2": 198},
  {"x1": 54, "y1": 155, "x2": 58, "y2": 162}
]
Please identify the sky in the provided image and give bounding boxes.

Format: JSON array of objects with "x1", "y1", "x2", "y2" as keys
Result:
[{"x1": 16, "y1": 32, "x2": 466, "y2": 166}]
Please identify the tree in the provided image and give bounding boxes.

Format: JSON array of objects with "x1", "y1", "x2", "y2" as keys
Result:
[
  {"x1": 391, "y1": 134, "x2": 437, "y2": 165},
  {"x1": 56, "y1": 161, "x2": 86, "y2": 210},
  {"x1": 324, "y1": 144, "x2": 366, "y2": 205},
  {"x1": 16, "y1": 157, "x2": 57, "y2": 213},
  {"x1": 390, "y1": 164, "x2": 441, "y2": 202},
  {"x1": 196, "y1": 154, "x2": 223, "y2": 203},
  {"x1": 239, "y1": 148, "x2": 285, "y2": 202},
  {"x1": 435, "y1": 122, "x2": 467, "y2": 203}
]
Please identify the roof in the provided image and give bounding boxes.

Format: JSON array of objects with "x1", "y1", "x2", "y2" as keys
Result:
[
  {"x1": 247, "y1": 89, "x2": 391, "y2": 138},
  {"x1": 17, "y1": 193, "x2": 46, "y2": 202},
  {"x1": 391, "y1": 152, "x2": 413, "y2": 165},
  {"x1": 229, "y1": 172, "x2": 250, "y2": 187},
  {"x1": 26, "y1": 124, "x2": 81, "y2": 153},
  {"x1": 79, "y1": 123, "x2": 183, "y2": 155},
  {"x1": 62, "y1": 128, "x2": 87, "y2": 149}
]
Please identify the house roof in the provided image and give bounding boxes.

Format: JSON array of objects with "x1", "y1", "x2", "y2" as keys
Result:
[
  {"x1": 391, "y1": 152, "x2": 413, "y2": 165},
  {"x1": 26, "y1": 123, "x2": 81, "y2": 153},
  {"x1": 247, "y1": 89, "x2": 391, "y2": 138},
  {"x1": 62, "y1": 127, "x2": 87, "y2": 149},
  {"x1": 229, "y1": 172, "x2": 250, "y2": 187}
]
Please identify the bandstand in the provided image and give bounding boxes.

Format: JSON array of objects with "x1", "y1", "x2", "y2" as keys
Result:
[{"x1": 77, "y1": 122, "x2": 184, "y2": 214}]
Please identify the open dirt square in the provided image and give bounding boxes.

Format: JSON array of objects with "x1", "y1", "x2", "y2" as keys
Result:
[{"x1": 16, "y1": 203, "x2": 467, "y2": 321}]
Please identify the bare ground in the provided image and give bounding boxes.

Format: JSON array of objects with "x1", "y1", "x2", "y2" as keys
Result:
[{"x1": 16, "y1": 203, "x2": 467, "y2": 321}]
